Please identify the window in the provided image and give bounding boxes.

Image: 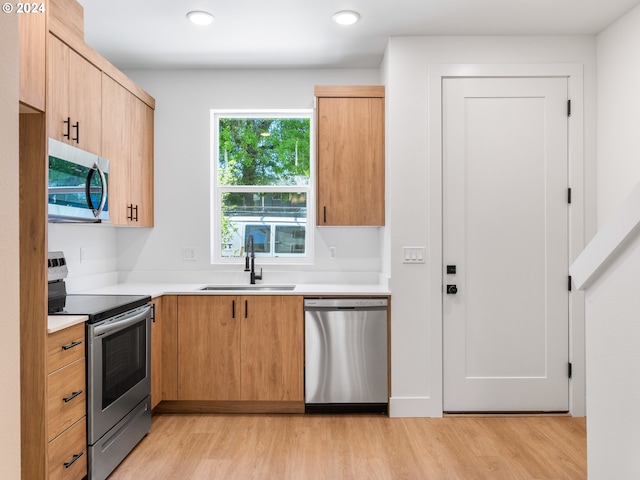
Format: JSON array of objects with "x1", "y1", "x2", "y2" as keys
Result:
[{"x1": 212, "y1": 110, "x2": 313, "y2": 263}]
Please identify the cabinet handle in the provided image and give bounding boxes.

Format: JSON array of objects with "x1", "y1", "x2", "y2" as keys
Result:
[
  {"x1": 323, "y1": 206, "x2": 327, "y2": 224},
  {"x1": 63, "y1": 117, "x2": 71, "y2": 139},
  {"x1": 72, "y1": 121, "x2": 80, "y2": 143},
  {"x1": 245, "y1": 300, "x2": 248, "y2": 319},
  {"x1": 127, "y1": 204, "x2": 133, "y2": 221},
  {"x1": 232, "y1": 300, "x2": 235, "y2": 319},
  {"x1": 64, "y1": 451, "x2": 84, "y2": 469},
  {"x1": 62, "y1": 340, "x2": 82, "y2": 351},
  {"x1": 133, "y1": 205, "x2": 139, "y2": 222},
  {"x1": 63, "y1": 390, "x2": 83, "y2": 403}
]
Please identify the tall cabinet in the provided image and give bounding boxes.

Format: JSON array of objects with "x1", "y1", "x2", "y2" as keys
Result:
[
  {"x1": 18, "y1": 1, "x2": 156, "y2": 478},
  {"x1": 315, "y1": 85, "x2": 385, "y2": 226}
]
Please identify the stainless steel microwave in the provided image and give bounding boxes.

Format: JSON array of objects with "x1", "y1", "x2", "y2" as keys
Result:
[{"x1": 48, "y1": 138, "x2": 110, "y2": 223}]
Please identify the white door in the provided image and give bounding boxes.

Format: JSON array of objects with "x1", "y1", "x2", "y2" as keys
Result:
[{"x1": 442, "y1": 77, "x2": 570, "y2": 412}]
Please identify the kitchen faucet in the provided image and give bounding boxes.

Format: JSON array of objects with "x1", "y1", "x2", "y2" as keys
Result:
[{"x1": 244, "y1": 235, "x2": 263, "y2": 284}]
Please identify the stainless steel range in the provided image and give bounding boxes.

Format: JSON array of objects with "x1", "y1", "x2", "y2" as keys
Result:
[{"x1": 48, "y1": 251, "x2": 152, "y2": 480}]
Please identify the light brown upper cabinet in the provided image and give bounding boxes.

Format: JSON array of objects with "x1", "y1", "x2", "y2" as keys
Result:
[
  {"x1": 47, "y1": 34, "x2": 102, "y2": 155},
  {"x1": 19, "y1": 10, "x2": 46, "y2": 112},
  {"x1": 315, "y1": 85, "x2": 385, "y2": 226},
  {"x1": 102, "y1": 74, "x2": 154, "y2": 227}
]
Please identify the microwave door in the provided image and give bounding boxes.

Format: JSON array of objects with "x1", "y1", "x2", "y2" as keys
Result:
[{"x1": 48, "y1": 138, "x2": 110, "y2": 223}]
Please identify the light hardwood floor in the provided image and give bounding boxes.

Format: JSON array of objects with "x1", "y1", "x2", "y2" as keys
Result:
[{"x1": 109, "y1": 414, "x2": 586, "y2": 479}]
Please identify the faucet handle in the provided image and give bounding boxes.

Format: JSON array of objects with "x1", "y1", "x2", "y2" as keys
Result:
[{"x1": 255, "y1": 268, "x2": 263, "y2": 281}]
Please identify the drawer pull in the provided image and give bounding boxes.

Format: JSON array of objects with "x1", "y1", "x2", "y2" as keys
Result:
[
  {"x1": 63, "y1": 390, "x2": 83, "y2": 403},
  {"x1": 64, "y1": 451, "x2": 84, "y2": 469},
  {"x1": 62, "y1": 340, "x2": 82, "y2": 351}
]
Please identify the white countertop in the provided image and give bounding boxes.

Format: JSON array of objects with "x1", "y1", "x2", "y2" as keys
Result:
[
  {"x1": 47, "y1": 314, "x2": 89, "y2": 334},
  {"x1": 81, "y1": 282, "x2": 391, "y2": 297},
  {"x1": 48, "y1": 282, "x2": 391, "y2": 333}
]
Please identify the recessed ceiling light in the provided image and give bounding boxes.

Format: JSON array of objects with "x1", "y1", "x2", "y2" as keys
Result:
[
  {"x1": 332, "y1": 10, "x2": 360, "y2": 26},
  {"x1": 187, "y1": 10, "x2": 215, "y2": 26}
]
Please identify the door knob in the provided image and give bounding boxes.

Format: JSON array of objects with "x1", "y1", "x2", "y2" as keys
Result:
[{"x1": 446, "y1": 285, "x2": 458, "y2": 295}]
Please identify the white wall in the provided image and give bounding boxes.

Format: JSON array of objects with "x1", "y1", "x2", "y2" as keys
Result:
[
  {"x1": 597, "y1": 4, "x2": 640, "y2": 227},
  {"x1": 48, "y1": 224, "x2": 118, "y2": 292},
  {"x1": 383, "y1": 36, "x2": 597, "y2": 416},
  {"x1": 0, "y1": 12, "x2": 22, "y2": 480},
  {"x1": 583, "y1": 228, "x2": 640, "y2": 479},
  {"x1": 115, "y1": 68, "x2": 383, "y2": 285}
]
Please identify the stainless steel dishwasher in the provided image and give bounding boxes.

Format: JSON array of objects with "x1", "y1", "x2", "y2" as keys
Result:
[{"x1": 304, "y1": 298, "x2": 388, "y2": 414}]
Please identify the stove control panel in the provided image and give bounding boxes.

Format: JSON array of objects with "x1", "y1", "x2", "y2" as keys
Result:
[{"x1": 47, "y1": 251, "x2": 68, "y2": 282}]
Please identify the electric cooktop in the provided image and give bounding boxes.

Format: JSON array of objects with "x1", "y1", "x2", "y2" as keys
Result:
[{"x1": 48, "y1": 293, "x2": 152, "y2": 323}]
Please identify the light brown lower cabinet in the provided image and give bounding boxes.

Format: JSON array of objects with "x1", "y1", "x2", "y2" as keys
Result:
[{"x1": 175, "y1": 295, "x2": 303, "y2": 408}]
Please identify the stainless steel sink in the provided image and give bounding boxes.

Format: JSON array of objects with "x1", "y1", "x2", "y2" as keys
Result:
[{"x1": 199, "y1": 285, "x2": 296, "y2": 291}]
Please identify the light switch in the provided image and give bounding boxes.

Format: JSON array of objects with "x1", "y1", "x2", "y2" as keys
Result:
[{"x1": 402, "y1": 247, "x2": 426, "y2": 264}]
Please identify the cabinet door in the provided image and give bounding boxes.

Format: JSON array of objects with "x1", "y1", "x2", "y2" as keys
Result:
[
  {"x1": 47, "y1": 35, "x2": 70, "y2": 143},
  {"x1": 102, "y1": 74, "x2": 154, "y2": 227},
  {"x1": 150, "y1": 298, "x2": 162, "y2": 409},
  {"x1": 316, "y1": 96, "x2": 385, "y2": 226},
  {"x1": 177, "y1": 296, "x2": 241, "y2": 400},
  {"x1": 130, "y1": 97, "x2": 154, "y2": 227},
  {"x1": 241, "y1": 296, "x2": 303, "y2": 401},
  {"x1": 68, "y1": 47, "x2": 102, "y2": 154},
  {"x1": 101, "y1": 74, "x2": 131, "y2": 225},
  {"x1": 19, "y1": 10, "x2": 46, "y2": 111},
  {"x1": 47, "y1": 35, "x2": 102, "y2": 153}
]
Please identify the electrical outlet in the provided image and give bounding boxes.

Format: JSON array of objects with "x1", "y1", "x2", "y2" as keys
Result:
[
  {"x1": 402, "y1": 247, "x2": 426, "y2": 264},
  {"x1": 329, "y1": 246, "x2": 337, "y2": 258},
  {"x1": 80, "y1": 247, "x2": 87, "y2": 263},
  {"x1": 182, "y1": 247, "x2": 197, "y2": 261}
]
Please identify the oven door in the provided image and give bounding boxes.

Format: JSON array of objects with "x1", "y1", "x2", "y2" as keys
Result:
[{"x1": 87, "y1": 305, "x2": 151, "y2": 444}]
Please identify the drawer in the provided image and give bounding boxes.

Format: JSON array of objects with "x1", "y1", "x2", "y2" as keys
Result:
[
  {"x1": 48, "y1": 323, "x2": 85, "y2": 373},
  {"x1": 48, "y1": 417, "x2": 87, "y2": 480},
  {"x1": 48, "y1": 357, "x2": 86, "y2": 441}
]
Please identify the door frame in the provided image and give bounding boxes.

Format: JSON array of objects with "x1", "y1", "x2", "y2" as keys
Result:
[{"x1": 427, "y1": 64, "x2": 586, "y2": 416}]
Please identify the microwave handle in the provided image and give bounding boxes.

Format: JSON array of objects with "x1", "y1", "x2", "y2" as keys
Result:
[{"x1": 85, "y1": 162, "x2": 108, "y2": 218}]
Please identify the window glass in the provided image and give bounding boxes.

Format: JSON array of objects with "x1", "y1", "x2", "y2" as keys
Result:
[{"x1": 213, "y1": 111, "x2": 312, "y2": 262}]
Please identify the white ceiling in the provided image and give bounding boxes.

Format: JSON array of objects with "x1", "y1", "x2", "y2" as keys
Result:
[{"x1": 77, "y1": 0, "x2": 640, "y2": 70}]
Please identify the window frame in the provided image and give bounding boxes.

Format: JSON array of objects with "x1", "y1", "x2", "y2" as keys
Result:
[{"x1": 210, "y1": 109, "x2": 315, "y2": 265}]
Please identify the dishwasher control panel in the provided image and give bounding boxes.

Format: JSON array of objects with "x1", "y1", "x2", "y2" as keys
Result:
[{"x1": 304, "y1": 298, "x2": 388, "y2": 309}]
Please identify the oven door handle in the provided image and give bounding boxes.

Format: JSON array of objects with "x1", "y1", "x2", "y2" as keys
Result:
[{"x1": 93, "y1": 306, "x2": 150, "y2": 337}]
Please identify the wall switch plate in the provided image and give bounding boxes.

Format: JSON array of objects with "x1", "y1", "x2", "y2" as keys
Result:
[
  {"x1": 402, "y1": 247, "x2": 426, "y2": 264},
  {"x1": 182, "y1": 247, "x2": 197, "y2": 261}
]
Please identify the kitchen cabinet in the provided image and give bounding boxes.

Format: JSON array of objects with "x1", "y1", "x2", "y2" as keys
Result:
[
  {"x1": 102, "y1": 73, "x2": 155, "y2": 227},
  {"x1": 151, "y1": 298, "x2": 162, "y2": 409},
  {"x1": 315, "y1": 85, "x2": 385, "y2": 226},
  {"x1": 18, "y1": 5, "x2": 46, "y2": 111},
  {"x1": 177, "y1": 296, "x2": 241, "y2": 400},
  {"x1": 48, "y1": 34, "x2": 102, "y2": 155},
  {"x1": 46, "y1": 323, "x2": 87, "y2": 480},
  {"x1": 151, "y1": 295, "x2": 178, "y2": 408},
  {"x1": 176, "y1": 295, "x2": 303, "y2": 403}
]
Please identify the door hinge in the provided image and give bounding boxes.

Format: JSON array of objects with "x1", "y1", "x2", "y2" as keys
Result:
[
  {"x1": 568, "y1": 362, "x2": 573, "y2": 379},
  {"x1": 567, "y1": 99, "x2": 572, "y2": 117},
  {"x1": 568, "y1": 188, "x2": 572, "y2": 204},
  {"x1": 568, "y1": 275, "x2": 572, "y2": 291}
]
